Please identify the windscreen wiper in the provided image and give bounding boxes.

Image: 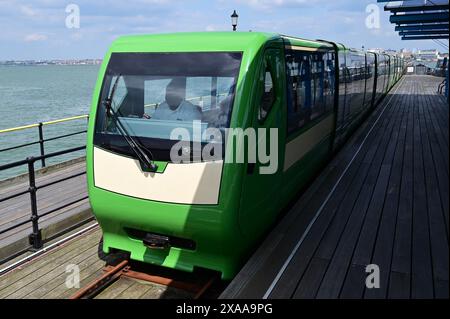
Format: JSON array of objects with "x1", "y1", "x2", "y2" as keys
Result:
[{"x1": 103, "y1": 75, "x2": 157, "y2": 172}]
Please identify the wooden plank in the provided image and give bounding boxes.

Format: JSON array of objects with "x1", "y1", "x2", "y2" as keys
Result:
[
  {"x1": 220, "y1": 136, "x2": 371, "y2": 298},
  {"x1": 220, "y1": 81, "x2": 406, "y2": 298},
  {"x1": 417, "y1": 81, "x2": 449, "y2": 299},
  {"x1": 114, "y1": 280, "x2": 154, "y2": 299},
  {"x1": 363, "y1": 75, "x2": 410, "y2": 299},
  {"x1": 336, "y1": 86, "x2": 406, "y2": 298},
  {"x1": 0, "y1": 228, "x2": 101, "y2": 295},
  {"x1": 0, "y1": 162, "x2": 86, "y2": 197},
  {"x1": 318, "y1": 85, "x2": 406, "y2": 299},
  {"x1": 94, "y1": 277, "x2": 137, "y2": 299},
  {"x1": 0, "y1": 160, "x2": 88, "y2": 253},
  {"x1": 0, "y1": 173, "x2": 86, "y2": 218},
  {"x1": 0, "y1": 199, "x2": 91, "y2": 254},
  {"x1": 140, "y1": 284, "x2": 192, "y2": 299},
  {"x1": 0, "y1": 165, "x2": 85, "y2": 205},
  {"x1": 220, "y1": 76, "x2": 446, "y2": 299},
  {"x1": 220, "y1": 146, "x2": 365, "y2": 299},
  {"x1": 274, "y1": 80, "x2": 405, "y2": 298},
  {"x1": 269, "y1": 158, "x2": 370, "y2": 298},
  {"x1": 339, "y1": 264, "x2": 367, "y2": 299},
  {"x1": 292, "y1": 257, "x2": 329, "y2": 299},
  {"x1": 388, "y1": 78, "x2": 415, "y2": 299},
  {"x1": 422, "y1": 82, "x2": 449, "y2": 175},
  {"x1": 0, "y1": 181, "x2": 87, "y2": 228},
  {"x1": 0, "y1": 170, "x2": 86, "y2": 218},
  {"x1": 410, "y1": 80, "x2": 434, "y2": 299},
  {"x1": 388, "y1": 271, "x2": 411, "y2": 299},
  {"x1": 2, "y1": 240, "x2": 98, "y2": 298},
  {"x1": 41, "y1": 258, "x2": 105, "y2": 299},
  {"x1": 52, "y1": 261, "x2": 105, "y2": 299},
  {"x1": 421, "y1": 87, "x2": 449, "y2": 240},
  {"x1": 222, "y1": 76, "x2": 407, "y2": 299},
  {"x1": 23, "y1": 251, "x2": 102, "y2": 299},
  {"x1": 299, "y1": 93, "x2": 405, "y2": 298}
]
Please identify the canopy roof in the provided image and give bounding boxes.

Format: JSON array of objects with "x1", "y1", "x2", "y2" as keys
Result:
[{"x1": 377, "y1": 0, "x2": 449, "y2": 40}]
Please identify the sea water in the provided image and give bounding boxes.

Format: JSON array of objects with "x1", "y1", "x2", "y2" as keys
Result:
[{"x1": 0, "y1": 65, "x2": 99, "y2": 180}]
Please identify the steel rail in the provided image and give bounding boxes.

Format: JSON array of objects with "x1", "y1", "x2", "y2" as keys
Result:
[{"x1": 70, "y1": 260, "x2": 217, "y2": 299}]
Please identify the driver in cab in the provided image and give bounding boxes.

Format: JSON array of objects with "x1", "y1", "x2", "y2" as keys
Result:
[{"x1": 150, "y1": 78, "x2": 202, "y2": 121}]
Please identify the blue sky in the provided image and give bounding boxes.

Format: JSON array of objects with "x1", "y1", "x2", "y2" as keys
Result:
[{"x1": 0, "y1": 0, "x2": 445, "y2": 60}]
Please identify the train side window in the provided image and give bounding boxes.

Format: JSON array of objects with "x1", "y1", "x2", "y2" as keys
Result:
[
  {"x1": 258, "y1": 67, "x2": 275, "y2": 121},
  {"x1": 285, "y1": 51, "x2": 309, "y2": 134},
  {"x1": 286, "y1": 49, "x2": 334, "y2": 136}
]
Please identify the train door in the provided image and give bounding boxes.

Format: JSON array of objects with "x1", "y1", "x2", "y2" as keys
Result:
[
  {"x1": 238, "y1": 46, "x2": 286, "y2": 238},
  {"x1": 332, "y1": 50, "x2": 348, "y2": 151},
  {"x1": 385, "y1": 55, "x2": 391, "y2": 93}
]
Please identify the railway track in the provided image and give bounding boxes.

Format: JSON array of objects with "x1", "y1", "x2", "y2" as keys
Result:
[
  {"x1": 1, "y1": 224, "x2": 223, "y2": 299},
  {"x1": 70, "y1": 258, "x2": 218, "y2": 299}
]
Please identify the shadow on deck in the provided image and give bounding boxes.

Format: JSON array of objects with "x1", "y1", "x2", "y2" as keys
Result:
[
  {"x1": 0, "y1": 159, "x2": 92, "y2": 262},
  {"x1": 221, "y1": 75, "x2": 449, "y2": 299}
]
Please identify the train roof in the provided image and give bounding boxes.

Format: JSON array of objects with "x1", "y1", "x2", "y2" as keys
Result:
[
  {"x1": 108, "y1": 32, "x2": 344, "y2": 53},
  {"x1": 108, "y1": 32, "x2": 400, "y2": 59},
  {"x1": 109, "y1": 32, "x2": 279, "y2": 53}
]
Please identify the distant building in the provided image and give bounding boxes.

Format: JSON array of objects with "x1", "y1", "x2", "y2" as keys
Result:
[
  {"x1": 0, "y1": 59, "x2": 102, "y2": 66},
  {"x1": 367, "y1": 48, "x2": 400, "y2": 56},
  {"x1": 416, "y1": 49, "x2": 439, "y2": 62},
  {"x1": 384, "y1": 49, "x2": 398, "y2": 56},
  {"x1": 367, "y1": 48, "x2": 384, "y2": 54},
  {"x1": 400, "y1": 48, "x2": 413, "y2": 60}
]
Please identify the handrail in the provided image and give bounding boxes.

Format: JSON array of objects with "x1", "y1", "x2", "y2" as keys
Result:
[
  {"x1": 0, "y1": 114, "x2": 88, "y2": 134},
  {"x1": 0, "y1": 146, "x2": 87, "y2": 252},
  {"x1": 0, "y1": 114, "x2": 89, "y2": 168},
  {"x1": 144, "y1": 92, "x2": 229, "y2": 108},
  {"x1": 42, "y1": 114, "x2": 88, "y2": 126}
]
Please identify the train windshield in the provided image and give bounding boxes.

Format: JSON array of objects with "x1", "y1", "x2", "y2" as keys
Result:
[{"x1": 94, "y1": 52, "x2": 242, "y2": 162}]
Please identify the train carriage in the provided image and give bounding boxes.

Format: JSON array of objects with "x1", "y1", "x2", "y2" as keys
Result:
[{"x1": 87, "y1": 32, "x2": 403, "y2": 279}]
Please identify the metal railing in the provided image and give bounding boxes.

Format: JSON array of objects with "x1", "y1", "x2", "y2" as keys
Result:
[
  {"x1": 0, "y1": 115, "x2": 89, "y2": 251},
  {"x1": 0, "y1": 114, "x2": 88, "y2": 168},
  {"x1": 144, "y1": 92, "x2": 229, "y2": 110}
]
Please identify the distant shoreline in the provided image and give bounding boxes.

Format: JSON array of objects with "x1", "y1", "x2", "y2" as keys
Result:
[{"x1": 0, "y1": 60, "x2": 102, "y2": 66}]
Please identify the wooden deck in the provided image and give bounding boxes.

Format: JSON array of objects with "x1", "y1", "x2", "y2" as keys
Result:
[
  {"x1": 0, "y1": 225, "x2": 206, "y2": 299},
  {"x1": 0, "y1": 160, "x2": 91, "y2": 260},
  {"x1": 221, "y1": 75, "x2": 449, "y2": 299}
]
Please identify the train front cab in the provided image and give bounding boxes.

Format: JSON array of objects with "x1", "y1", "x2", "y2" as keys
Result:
[
  {"x1": 86, "y1": 33, "x2": 282, "y2": 280},
  {"x1": 86, "y1": 33, "x2": 404, "y2": 280}
]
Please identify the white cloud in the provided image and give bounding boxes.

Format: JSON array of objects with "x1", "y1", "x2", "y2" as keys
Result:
[
  {"x1": 24, "y1": 33, "x2": 48, "y2": 42},
  {"x1": 205, "y1": 25, "x2": 216, "y2": 31},
  {"x1": 71, "y1": 32, "x2": 83, "y2": 40},
  {"x1": 20, "y1": 5, "x2": 37, "y2": 17},
  {"x1": 232, "y1": 0, "x2": 321, "y2": 10}
]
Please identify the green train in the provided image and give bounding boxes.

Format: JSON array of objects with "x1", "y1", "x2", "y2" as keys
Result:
[{"x1": 87, "y1": 32, "x2": 404, "y2": 279}]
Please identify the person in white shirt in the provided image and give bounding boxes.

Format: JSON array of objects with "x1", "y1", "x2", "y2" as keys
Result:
[{"x1": 151, "y1": 78, "x2": 202, "y2": 121}]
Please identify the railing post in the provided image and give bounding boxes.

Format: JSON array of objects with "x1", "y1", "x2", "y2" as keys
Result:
[
  {"x1": 27, "y1": 157, "x2": 42, "y2": 250},
  {"x1": 446, "y1": 65, "x2": 448, "y2": 103},
  {"x1": 38, "y1": 123, "x2": 46, "y2": 168}
]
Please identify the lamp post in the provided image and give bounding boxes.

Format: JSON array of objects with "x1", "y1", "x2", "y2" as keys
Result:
[{"x1": 231, "y1": 10, "x2": 238, "y2": 31}]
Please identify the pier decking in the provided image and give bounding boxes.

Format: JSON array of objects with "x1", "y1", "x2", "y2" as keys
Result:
[
  {"x1": 0, "y1": 224, "x2": 208, "y2": 299},
  {"x1": 0, "y1": 160, "x2": 90, "y2": 260},
  {"x1": 0, "y1": 75, "x2": 448, "y2": 299},
  {"x1": 221, "y1": 75, "x2": 449, "y2": 299}
]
